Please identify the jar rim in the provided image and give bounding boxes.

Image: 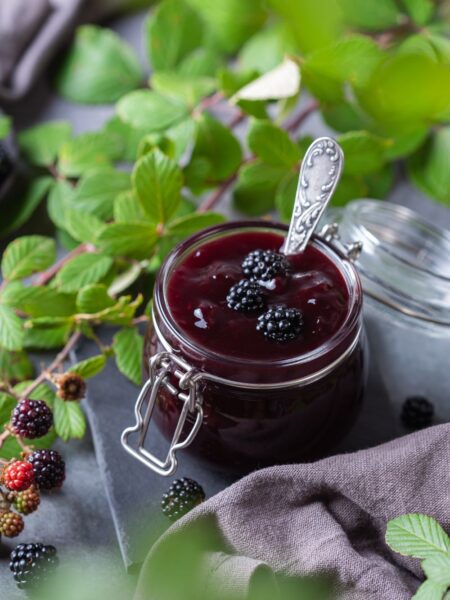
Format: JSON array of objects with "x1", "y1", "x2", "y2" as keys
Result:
[{"x1": 154, "y1": 220, "x2": 362, "y2": 376}]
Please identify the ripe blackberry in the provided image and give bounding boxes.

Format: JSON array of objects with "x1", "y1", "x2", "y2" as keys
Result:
[
  {"x1": 401, "y1": 396, "x2": 434, "y2": 430},
  {"x1": 10, "y1": 543, "x2": 58, "y2": 590},
  {"x1": 9, "y1": 485, "x2": 41, "y2": 515},
  {"x1": 11, "y1": 399, "x2": 53, "y2": 439},
  {"x1": 226, "y1": 279, "x2": 265, "y2": 313},
  {"x1": 242, "y1": 249, "x2": 289, "y2": 281},
  {"x1": 2, "y1": 461, "x2": 34, "y2": 492},
  {"x1": 0, "y1": 511, "x2": 24, "y2": 537},
  {"x1": 257, "y1": 306, "x2": 303, "y2": 342},
  {"x1": 161, "y1": 477, "x2": 205, "y2": 522},
  {"x1": 56, "y1": 372, "x2": 86, "y2": 401},
  {"x1": 0, "y1": 142, "x2": 13, "y2": 188},
  {"x1": 28, "y1": 450, "x2": 65, "y2": 491}
]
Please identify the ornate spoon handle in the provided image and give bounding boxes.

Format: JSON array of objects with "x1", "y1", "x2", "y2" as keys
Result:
[{"x1": 282, "y1": 137, "x2": 344, "y2": 256}]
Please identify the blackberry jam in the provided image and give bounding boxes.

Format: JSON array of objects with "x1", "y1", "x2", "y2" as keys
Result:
[{"x1": 128, "y1": 221, "x2": 367, "y2": 474}]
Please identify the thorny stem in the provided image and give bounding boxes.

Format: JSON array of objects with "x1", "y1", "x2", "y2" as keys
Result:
[
  {"x1": 33, "y1": 243, "x2": 95, "y2": 287},
  {"x1": 0, "y1": 429, "x2": 10, "y2": 450},
  {"x1": 285, "y1": 100, "x2": 319, "y2": 133}
]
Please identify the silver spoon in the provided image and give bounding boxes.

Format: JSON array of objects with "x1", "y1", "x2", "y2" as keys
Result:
[{"x1": 282, "y1": 137, "x2": 344, "y2": 256}]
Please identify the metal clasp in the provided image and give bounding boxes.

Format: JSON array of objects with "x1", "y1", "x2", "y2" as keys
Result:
[
  {"x1": 121, "y1": 352, "x2": 203, "y2": 477},
  {"x1": 318, "y1": 222, "x2": 362, "y2": 262}
]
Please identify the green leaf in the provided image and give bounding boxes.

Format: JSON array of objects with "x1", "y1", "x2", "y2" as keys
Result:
[
  {"x1": 74, "y1": 168, "x2": 130, "y2": 220},
  {"x1": 58, "y1": 131, "x2": 122, "y2": 177},
  {"x1": 18, "y1": 121, "x2": 72, "y2": 166},
  {"x1": 24, "y1": 324, "x2": 72, "y2": 350},
  {"x1": 2, "y1": 283, "x2": 76, "y2": 318},
  {"x1": 55, "y1": 25, "x2": 142, "y2": 104},
  {"x1": 248, "y1": 119, "x2": 299, "y2": 168},
  {"x1": 0, "y1": 115, "x2": 11, "y2": 140},
  {"x1": 232, "y1": 57, "x2": 301, "y2": 102},
  {"x1": 146, "y1": 0, "x2": 203, "y2": 70},
  {"x1": 114, "y1": 191, "x2": 149, "y2": 223},
  {"x1": 0, "y1": 305, "x2": 24, "y2": 351},
  {"x1": 275, "y1": 171, "x2": 298, "y2": 221},
  {"x1": 239, "y1": 23, "x2": 296, "y2": 74},
  {"x1": 384, "y1": 128, "x2": 429, "y2": 160},
  {"x1": 178, "y1": 47, "x2": 222, "y2": 77},
  {"x1": 97, "y1": 223, "x2": 158, "y2": 260},
  {"x1": 386, "y1": 514, "x2": 450, "y2": 559},
  {"x1": 364, "y1": 164, "x2": 395, "y2": 199},
  {"x1": 332, "y1": 175, "x2": 368, "y2": 207},
  {"x1": 70, "y1": 355, "x2": 107, "y2": 379},
  {"x1": 113, "y1": 328, "x2": 144, "y2": 385},
  {"x1": 321, "y1": 101, "x2": 373, "y2": 133},
  {"x1": 25, "y1": 316, "x2": 73, "y2": 330},
  {"x1": 76, "y1": 284, "x2": 115, "y2": 314},
  {"x1": 0, "y1": 392, "x2": 16, "y2": 425},
  {"x1": 151, "y1": 72, "x2": 216, "y2": 108},
  {"x1": 94, "y1": 294, "x2": 142, "y2": 326},
  {"x1": 338, "y1": 131, "x2": 390, "y2": 175},
  {"x1": 117, "y1": 90, "x2": 188, "y2": 133},
  {"x1": 408, "y1": 128, "x2": 450, "y2": 204},
  {"x1": 133, "y1": 149, "x2": 183, "y2": 223},
  {"x1": 0, "y1": 349, "x2": 34, "y2": 383},
  {"x1": 102, "y1": 116, "x2": 149, "y2": 163},
  {"x1": 422, "y1": 554, "x2": 450, "y2": 586},
  {"x1": 401, "y1": 0, "x2": 435, "y2": 25},
  {"x1": 339, "y1": 0, "x2": 401, "y2": 30},
  {"x1": 53, "y1": 253, "x2": 113, "y2": 293},
  {"x1": 0, "y1": 176, "x2": 53, "y2": 237},
  {"x1": 165, "y1": 118, "x2": 197, "y2": 163},
  {"x1": 1, "y1": 235, "x2": 56, "y2": 281},
  {"x1": 166, "y1": 212, "x2": 226, "y2": 236},
  {"x1": 233, "y1": 161, "x2": 287, "y2": 216},
  {"x1": 412, "y1": 580, "x2": 448, "y2": 600},
  {"x1": 185, "y1": 113, "x2": 242, "y2": 187},
  {"x1": 53, "y1": 396, "x2": 86, "y2": 442},
  {"x1": 14, "y1": 381, "x2": 55, "y2": 405}
]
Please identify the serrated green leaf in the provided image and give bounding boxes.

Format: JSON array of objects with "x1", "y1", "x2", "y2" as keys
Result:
[
  {"x1": 96, "y1": 294, "x2": 142, "y2": 326},
  {"x1": 0, "y1": 305, "x2": 24, "y2": 351},
  {"x1": 364, "y1": 164, "x2": 395, "y2": 199},
  {"x1": 117, "y1": 90, "x2": 188, "y2": 133},
  {"x1": 185, "y1": 113, "x2": 242, "y2": 188},
  {"x1": 332, "y1": 174, "x2": 368, "y2": 207},
  {"x1": 114, "y1": 191, "x2": 149, "y2": 223},
  {"x1": 146, "y1": 0, "x2": 204, "y2": 70},
  {"x1": 321, "y1": 101, "x2": 373, "y2": 133},
  {"x1": 338, "y1": 131, "x2": 390, "y2": 175},
  {"x1": 151, "y1": 72, "x2": 216, "y2": 108},
  {"x1": 70, "y1": 355, "x2": 106, "y2": 379},
  {"x1": 101, "y1": 116, "x2": 149, "y2": 163},
  {"x1": 408, "y1": 128, "x2": 450, "y2": 204},
  {"x1": 239, "y1": 23, "x2": 296, "y2": 74},
  {"x1": 248, "y1": 119, "x2": 299, "y2": 168},
  {"x1": 386, "y1": 514, "x2": 450, "y2": 559},
  {"x1": 339, "y1": 0, "x2": 401, "y2": 30},
  {"x1": 53, "y1": 396, "x2": 86, "y2": 442},
  {"x1": 167, "y1": 212, "x2": 226, "y2": 236},
  {"x1": 178, "y1": 47, "x2": 222, "y2": 77},
  {"x1": 412, "y1": 580, "x2": 448, "y2": 600},
  {"x1": 0, "y1": 176, "x2": 53, "y2": 237},
  {"x1": 232, "y1": 57, "x2": 301, "y2": 102},
  {"x1": 58, "y1": 131, "x2": 122, "y2": 177},
  {"x1": 97, "y1": 223, "x2": 158, "y2": 260},
  {"x1": 53, "y1": 253, "x2": 113, "y2": 293},
  {"x1": 76, "y1": 284, "x2": 115, "y2": 314},
  {"x1": 133, "y1": 149, "x2": 183, "y2": 223},
  {"x1": 0, "y1": 392, "x2": 16, "y2": 425},
  {"x1": 233, "y1": 161, "x2": 287, "y2": 216},
  {"x1": 2, "y1": 235, "x2": 56, "y2": 281},
  {"x1": 401, "y1": 0, "x2": 435, "y2": 25},
  {"x1": 0, "y1": 349, "x2": 34, "y2": 383},
  {"x1": 422, "y1": 554, "x2": 450, "y2": 586},
  {"x1": 2, "y1": 283, "x2": 76, "y2": 318},
  {"x1": 113, "y1": 328, "x2": 144, "y2": 385},
  {"x1": 24, "y1": 324, "x2": 72, "y2": 350},
  {"x1": 275, "y1": 171, "x2": 298, "y2": 221},
  {"x1": 0, "y1": 430, "x2": 57, "y2": 460},
  {"x1": 55, "y1": 25, "x2": 142, "y2": 104},
  {"x1": 0, "y1": 115, "x2": 11, "y2": 140},
  {"x1": 383, "y1": 128, "x2": 428, "y2": 160},
  {"x1": 18, "y1": 121, "x2": 72, "y2": 166},
  {"x1": 74, "y1": 168, "x2": 130, "y2": 220},
  {"x1": 64, "y1": 206, "x2": 105, "y2": 245},
  {"x1": 14, "y1": 381, "x2": 55, "y2": 405},
  {"x1": 165, "y1": 118, "x2": 197, "y2": 163}
]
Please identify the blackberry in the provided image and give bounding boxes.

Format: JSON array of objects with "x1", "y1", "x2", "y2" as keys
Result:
[
  {"x1": 0, "y1": 511, "x2": 24, "y2": 538},
  {"x1": 11, "y1": 399, "x2": 53, "y2": 439},
  {"x1": 257, "y1": 306, "x2": 303, "y2": 342},
  {"x1": 161, "y1": 477, "x2": 205, "y2": 522},
  {"x1": 56, "y1": 372, "x2": 86, "y2": 401},
  {"x1": 226, "y1": 279, "x2": 265, "y2": 313},
  {"x1": 0, "y1": 142, "x2": 13, "y2": 188},
  {"x1": 401, "y1": 396, "x2": 434, "y2": 430},
  {"x1": 242, "y1": 249, "x2": 289, "y2": 281},
  {"x1": 9, "y1": 485, "x2": 41, "y2": 515},
  {"x1": 28, "y1": 450, "x2": 65, "y2": 491},
  {"x1": 10, "y1": 543, "x2": 58, "y2": 590}
]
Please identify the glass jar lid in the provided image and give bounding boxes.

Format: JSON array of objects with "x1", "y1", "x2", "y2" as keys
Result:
[{"x1": 339, "y1": 200, "x2": 450, "y2": 326}]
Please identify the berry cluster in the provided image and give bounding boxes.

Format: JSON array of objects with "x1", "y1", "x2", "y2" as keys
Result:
[
  {"x1": 161, "y1": 477, "x2": 205, "y2": 522},
  {"x1": 226, "y1": 249, "x2": 303, "y2": 343}
]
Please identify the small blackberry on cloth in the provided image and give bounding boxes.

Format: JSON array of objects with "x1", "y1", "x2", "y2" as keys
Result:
[
  {"x1": 10, "y1": 543, "x2": 58, "y2": 590},
  {"x1": 161, "y1": 477, "x2": 205, "y2": 522}
]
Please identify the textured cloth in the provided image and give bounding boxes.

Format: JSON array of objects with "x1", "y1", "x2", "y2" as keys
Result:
[
  {"x1": 135, "y1": 424, "x2": 450, "y2": 600},
  {"x1": 0, "y1": 0, "x2": 133, "y2": 100}
]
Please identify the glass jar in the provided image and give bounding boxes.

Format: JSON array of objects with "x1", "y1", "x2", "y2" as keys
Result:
[
  {"x1": 339, "y1": 200, "x2": 450, "y2": 407},
  {"x1": 122, "y1": 221, "x2": 368, "y2": 475}
]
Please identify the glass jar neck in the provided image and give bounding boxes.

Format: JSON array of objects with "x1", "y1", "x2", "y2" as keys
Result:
[{"x1": 154, "y1": 221, "x2": 363, "y2": 384}]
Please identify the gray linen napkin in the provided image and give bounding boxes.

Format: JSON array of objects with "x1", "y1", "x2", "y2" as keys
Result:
[{"x1": 134, "y1": 424, "x2": 450, "y2": 600}]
